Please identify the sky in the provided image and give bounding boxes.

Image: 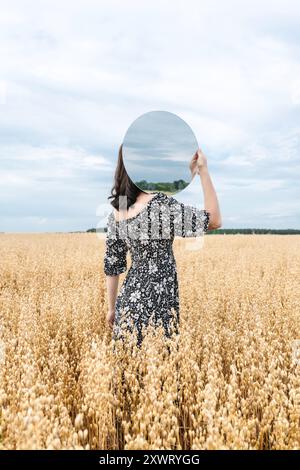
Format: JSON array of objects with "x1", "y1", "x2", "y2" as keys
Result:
[{"x1": 0, "y1": 0, "x2": 300, "y2": 232}]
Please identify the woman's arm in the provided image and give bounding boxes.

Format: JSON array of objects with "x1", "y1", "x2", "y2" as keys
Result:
[
  {"x1": 103, "y1": 212, "x2": 128, "y2": 328},
  {"x1": 106, "y1": 275, "x2": 119, "y2": 328},
  {"x1": 190, "y1": 149, "x2": 222, "y2": 230}
]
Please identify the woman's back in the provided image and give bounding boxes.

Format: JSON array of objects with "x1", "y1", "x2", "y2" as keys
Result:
[{"x1": 104, "y1": 191, "x2": 210, "y2": 346}]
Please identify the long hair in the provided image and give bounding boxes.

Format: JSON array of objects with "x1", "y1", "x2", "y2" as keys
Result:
[{"x1": 108, "y1": 143, "x2": 145, "y2": 210}]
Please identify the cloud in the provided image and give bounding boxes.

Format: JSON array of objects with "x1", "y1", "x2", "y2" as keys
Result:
[
  {"x1": 0, "y1": 144, "x2": 113, "y2": 186},
  {"x1": 0, "y1": 0, "x2": 299, "y2": 231}
]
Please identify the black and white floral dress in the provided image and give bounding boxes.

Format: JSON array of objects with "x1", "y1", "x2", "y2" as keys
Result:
[{"x1": 104, "y1": 191, "x2": 210, "y2": 346}]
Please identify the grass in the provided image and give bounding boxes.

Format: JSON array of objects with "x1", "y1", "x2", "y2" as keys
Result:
[{"x1": 0, "y1": 233, "x2": 299, "y2": 449}]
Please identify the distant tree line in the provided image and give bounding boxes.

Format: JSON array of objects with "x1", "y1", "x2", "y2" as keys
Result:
[
  {"x1": 135, "y1": 180, "x2": 189, "y2": 192},
  {"x1": 207, "y1": 228, "x2": 300, "y2": 234}
]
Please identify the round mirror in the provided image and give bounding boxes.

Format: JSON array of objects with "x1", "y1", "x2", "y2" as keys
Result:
[{"x1": 122, "y1": 110, "x2": 198, "y2": 196}]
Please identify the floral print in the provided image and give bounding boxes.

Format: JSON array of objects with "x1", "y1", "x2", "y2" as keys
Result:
[{"x1": 104, "y1": 191, "x2": 210, "y2": 346}]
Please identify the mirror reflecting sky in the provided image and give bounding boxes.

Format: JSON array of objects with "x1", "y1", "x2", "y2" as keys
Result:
[{"x1": 122, "y1": 110, "x2": 198, "y2": 195}]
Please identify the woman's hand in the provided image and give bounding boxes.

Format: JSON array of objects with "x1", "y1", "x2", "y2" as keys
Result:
[
  {"x1": 106, "y1": 309, "x2": 115, "y2": 328},
  {"x1": 189, "y1": 148, "x2": 208, "y2": 177}
]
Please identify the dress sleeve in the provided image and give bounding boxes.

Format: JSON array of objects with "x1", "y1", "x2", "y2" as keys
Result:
[
  {"x1": 103, "y1": 213, "x2": 128, "y2": 276},
  {"x1": 168, "y1": 195, "x2": 210, "y2": 237}
]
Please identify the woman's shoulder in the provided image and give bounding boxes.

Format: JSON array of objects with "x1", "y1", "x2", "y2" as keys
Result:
[
  {"x1": 152, "y1": 192, "x2": 183, "y2": 216},
  {"x1": 154, "y1": 191, "x2": 173, "y2": 203},
  {"x1": 155, "y1": 192, "x2": 179, "y2": 206}
]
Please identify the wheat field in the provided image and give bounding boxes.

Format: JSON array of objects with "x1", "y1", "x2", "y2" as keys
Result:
[{"x1": 0, "y1": 233, "x2": 299, "y2": 450}]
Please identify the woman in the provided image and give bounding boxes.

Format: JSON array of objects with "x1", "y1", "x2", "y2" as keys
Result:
[{"x1": 104, "y1": 144, "x2": 222, "y2": 347}]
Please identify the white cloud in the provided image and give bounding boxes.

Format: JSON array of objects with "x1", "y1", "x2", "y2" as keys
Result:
[{"x1": 0, "y1": 0, "x2": 299, "y2": 231}]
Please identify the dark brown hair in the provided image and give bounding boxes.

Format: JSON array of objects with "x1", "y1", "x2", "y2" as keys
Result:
[{"x1": 108, "y1": 143, "x2": 145, "y2": 210}]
